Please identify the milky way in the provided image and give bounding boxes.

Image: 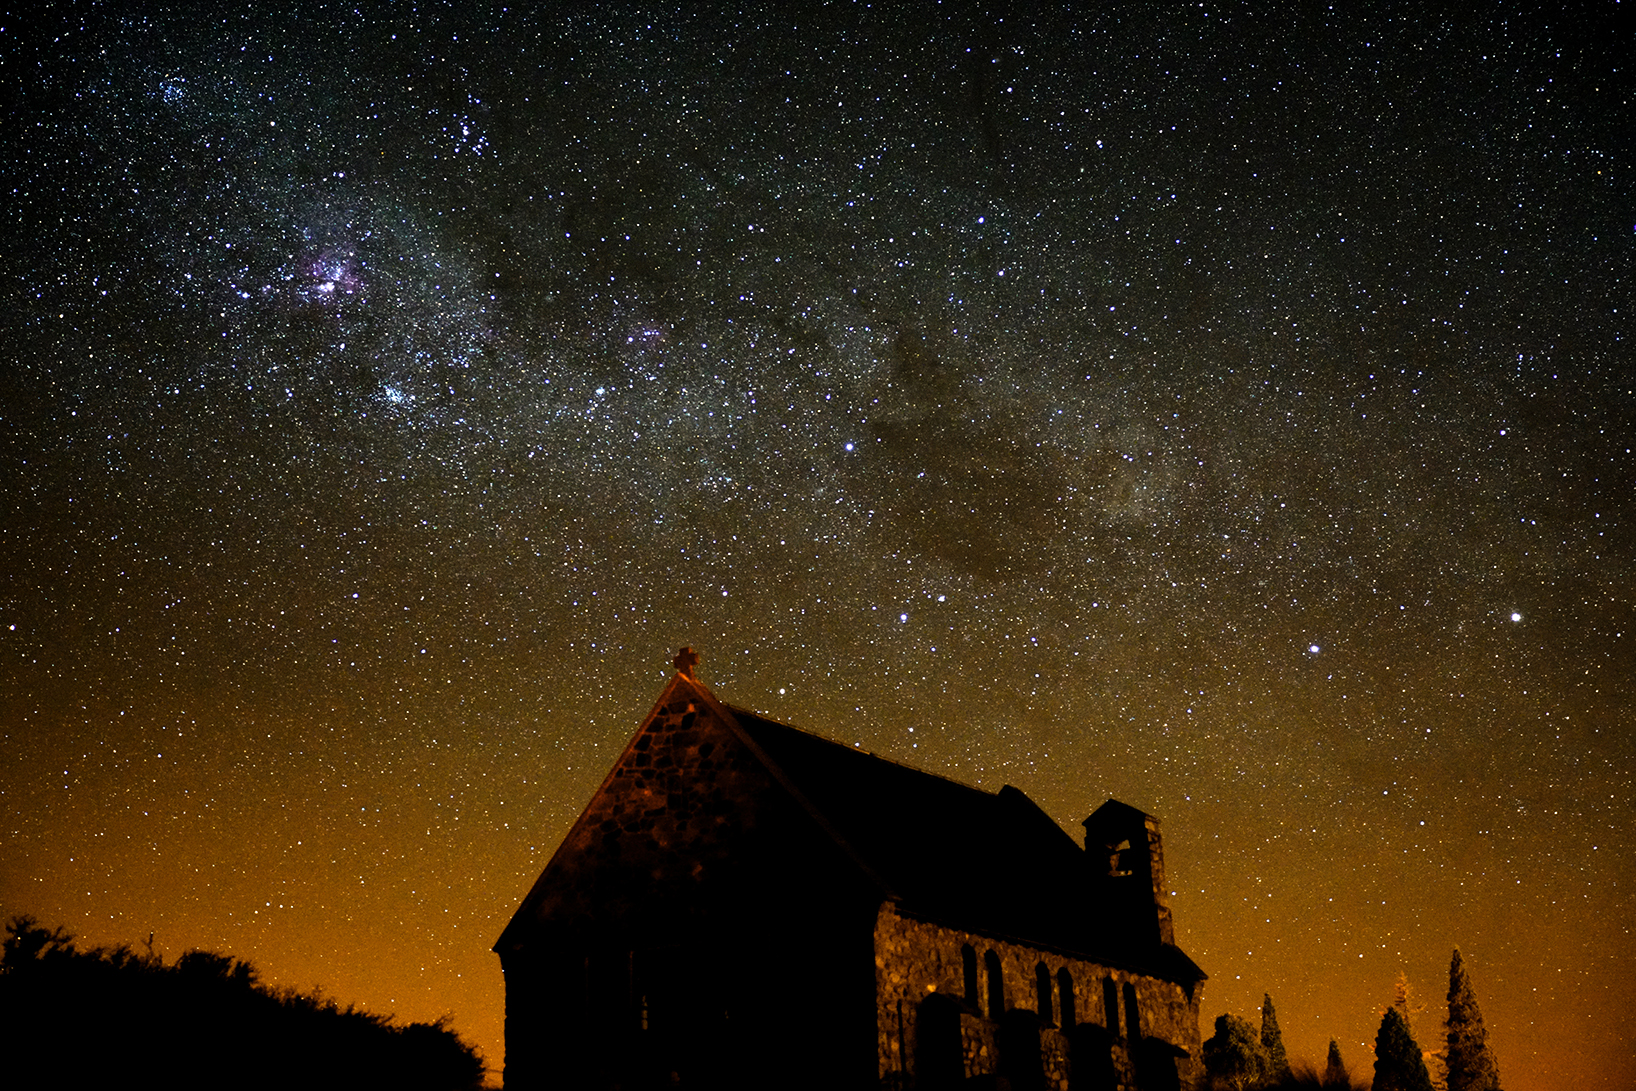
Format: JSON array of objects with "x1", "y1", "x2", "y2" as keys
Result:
[{"x1": 2, "y1": 4, "x2": 1631, "y2": 1087}]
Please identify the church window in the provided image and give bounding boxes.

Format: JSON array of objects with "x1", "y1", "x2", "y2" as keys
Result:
[
  {"x1": 1058, "y1": 968, "x2": 1076, "y2": 1028},
  {"x1": 1103, "y1": 977, "x2": 1120, "y2": 1035},
  {"x1": 961, "y1": 944, "x2": 978, "y2": 1006},
  {"x1": 984, "y1": 949, "x2": 1005, "y2": 1019},
  {"x1": 1122, "y1": 982, "x2": 1141, "y2": 1043},
  {"x1": 1035, "y1": 962, "x2": 1053, "y2": 1024}
]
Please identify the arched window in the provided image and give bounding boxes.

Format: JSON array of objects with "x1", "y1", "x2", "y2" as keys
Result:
[
  {"x1": 1057, "y1": 967, "x2": 1076, "y2": 1029},
  {"x1": 984, "y1": 949, "x2": 1005, "y2": 1019},
  {"x1": 1102, "y1": 977, "x2": 1120, "y2": 1035},
  {"x1": 961, "y1": 944, "x2": 979, "y2": 1007},
  {"x1": 1122, "y1": 981, "x2": 1141, "y2": 1043},
  {"x1": 1035, "y1": 962, "x2": 1053, "y2": 1024}
]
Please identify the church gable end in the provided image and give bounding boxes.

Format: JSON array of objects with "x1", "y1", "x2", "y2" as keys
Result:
[
  {"x1": 496, "y1": 669, "x2": 886, "y2": 1091},
  {"x1": 499, "y1": 675, "x2": 782, "y2": 942}
]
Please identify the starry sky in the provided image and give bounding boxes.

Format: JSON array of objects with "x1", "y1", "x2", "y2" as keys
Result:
[{"x1": 2, "y1": 2, "x2": 1631, "y2": 1087}]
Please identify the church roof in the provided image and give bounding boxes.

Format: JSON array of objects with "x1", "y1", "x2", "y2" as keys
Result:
[
  {"x1": 728, "y1": 706, "x2": 1079, "y2": 923},
  {"x1": 715, "y1": 686, "x2": 1203, "y2": 983}
]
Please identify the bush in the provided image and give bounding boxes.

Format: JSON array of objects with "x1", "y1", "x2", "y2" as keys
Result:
[
  {"x1": 1203, "y1": 1013, "x2": 1272, "y2": 1090},
  {"x1": 0, "y1": 916, "x2": 485, "y2": 1091}
]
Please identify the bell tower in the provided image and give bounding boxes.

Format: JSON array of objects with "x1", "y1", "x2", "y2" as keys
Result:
[{"x1": 1082, "y1": 799, "x2": 1174, "y2": 946}]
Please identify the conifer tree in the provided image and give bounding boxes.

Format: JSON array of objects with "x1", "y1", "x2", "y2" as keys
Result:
[
  {"x1": 1261, "y1": 993, "x2": 1291, "y2": 1078},
  {"x1": 1372, "y1": 1007, "x2": 1434, "y2": 1091},
  {"x1": 1323, "y1": 1040, "x2": 1350, "y2": 1090},
  {"x1": 1393, "y1": 970, "x2": 1446, "y2": 1091},
  {"x1": 1445, "y1": 949, "x2": 1501, "y2": 1091},
  {"x1": 1391, "y1": 972, "x2": 1419, "y2": 1025}
]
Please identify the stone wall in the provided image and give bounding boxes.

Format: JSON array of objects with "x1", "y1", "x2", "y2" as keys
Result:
[
  {"x1": 873, "y1": 902, "x2": 1203, "y2": 1090},
  {"x1": 505, "y1": 681, "x2": 805, "y2": 934}
]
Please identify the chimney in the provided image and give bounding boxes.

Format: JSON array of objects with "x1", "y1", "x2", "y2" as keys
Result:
[{"x1": 1082, "y1": 799, "x2": 1174, "y2": 947}]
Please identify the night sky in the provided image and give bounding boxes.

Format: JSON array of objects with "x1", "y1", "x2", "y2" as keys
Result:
[{"x1": 2, "y1": 2, "x2": 1631, "y2": 1087}]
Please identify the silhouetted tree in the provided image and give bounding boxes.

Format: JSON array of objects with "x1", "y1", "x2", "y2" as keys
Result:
[
  {"x1": 1372, "y1": 1007, "x2": 1434, "y2": 1091},
  {"x1": 1445, "y1": 950, "x2": 1500, "y2": 1091},
  {"x1": 1324, "y1": 1040, "x2": 1352, "y2": 1089},
  {"x1": 2, "y1": 914, "x2": 77, "y2": 970},
  {"x1": 1391, "y1": 972, "x2": 1417, "y2": 1023},
  {"x1": 1203, "y1": 1013, "x2": 1270, "y2": 1090},
  {"x1": 1261, "y1": 994, "x2": 1291, "y2": 1079},
  {"x1": 1390, "y1": 970, "x2": 1444, "y2": 1090}
]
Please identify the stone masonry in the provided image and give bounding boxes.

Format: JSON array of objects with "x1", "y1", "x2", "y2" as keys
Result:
[{"x1": 873, "y1": 902, "x2": 1204, "y2": 1090}]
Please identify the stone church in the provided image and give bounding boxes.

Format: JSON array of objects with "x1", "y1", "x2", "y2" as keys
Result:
[{"x1": 496, "y1": 651, "x2": 1206, "y2": 1091}]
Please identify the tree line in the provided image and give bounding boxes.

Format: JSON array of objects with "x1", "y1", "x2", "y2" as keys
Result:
[
  {"x1": 0, "y1": 915, "x2": 485, "y2": 1091},
  {"x1": 1201, "y1": 949, "x2": 1501, "y2": 1091}
]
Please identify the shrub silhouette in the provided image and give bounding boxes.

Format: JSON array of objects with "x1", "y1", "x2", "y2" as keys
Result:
[
  {"x1": 1203, "y1": 1012, "x2": 1271, "y2": 1090},
  {"x1": 0, "y1": 915, "x2": 484, "y2": 1091},
  {"x1": 1253, "y1": 1059, "x2": 1368, "y2": 1091}
]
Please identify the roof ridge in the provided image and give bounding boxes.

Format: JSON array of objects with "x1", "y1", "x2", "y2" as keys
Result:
[
  {"x1": 687, "y1": 690, "x2": 899, "y2": 900},
  {"x1": 723, "y1": 703, "x2": 1005, "y2": 801}
]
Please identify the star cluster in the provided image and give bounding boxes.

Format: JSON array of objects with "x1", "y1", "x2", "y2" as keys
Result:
[{"x1": 2, "y1": 3, "x2": 1631, "y2": 1087}]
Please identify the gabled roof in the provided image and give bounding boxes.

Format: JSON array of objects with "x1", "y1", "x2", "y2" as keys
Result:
[
  {"x1": 722, "y1": 700, "x2": 1202, "y2": 983},
  {"x1": 502, "y1": 672, "x2": 1202, "y2": 984},
  {"x1": 727, "y1": 705, "x2": 1081, "y2": 926}
]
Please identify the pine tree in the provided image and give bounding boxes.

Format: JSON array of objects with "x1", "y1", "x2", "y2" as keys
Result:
[
  {"x1": 1323, "y1": 1040, "x2": 1350, "y2": 1090},
  {"x1": 1261, "y1": 994, "x2": 1291, "y2": 1078},
  {"x1": 1445, "y1": 950, "x2": 1501, "y2": 1091},
  {"x1": 1394, "y1": 969, "x2": 1446, "y2": 1090},
  {"x1": 1391, "y1": 972, "x2": 1419, "y2": 1025},
  {"x1": 1372, "y1": 1007, "x2": 1435, "y2": 1091}
]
